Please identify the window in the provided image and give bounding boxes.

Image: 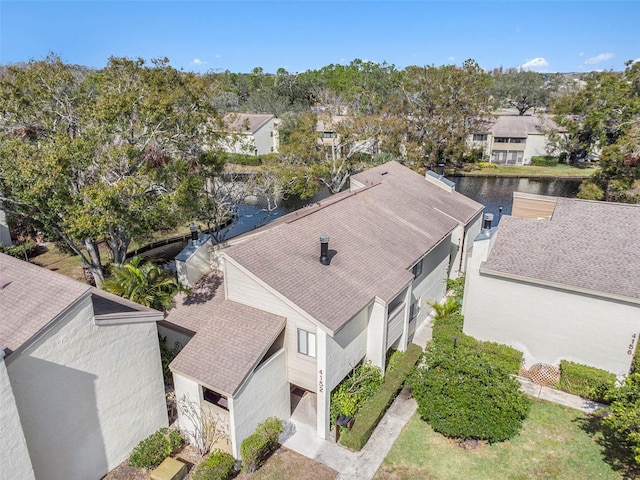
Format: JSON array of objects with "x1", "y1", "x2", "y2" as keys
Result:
[
  {"x1": 409, "y1": 300, "x2": 420, "y2": 322},
  {"x1": 473, "y1": 134, "x2": 487, "y2": 142},
  {"x1": 412, "y1": 259, "x2": 423, "y2": 279},
  {"x1": 203, "y1": 387, "x2": 228, "y2": 410},
  {"x1": 322, "y1": 131, "x2": 335, "y2": 139},
  {"x1": 298, "y1": 329, "x2": 316, "y2": 357}
]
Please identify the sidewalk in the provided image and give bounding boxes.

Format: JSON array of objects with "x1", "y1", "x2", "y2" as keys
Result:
[{"x1": 517, "y1": 376, "x2": 607, "y2": 414}]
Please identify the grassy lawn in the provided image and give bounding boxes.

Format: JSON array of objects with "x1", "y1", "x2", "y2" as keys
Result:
[
  {"x1": 376, "y1": 399, "x2": 623, "y2": 480},
  {"x1": 460, "y1": 164, "x2": 597, "y2": 178},
  {"x1": 234, "y1": 447, "x2": 337, "y2": 480}
]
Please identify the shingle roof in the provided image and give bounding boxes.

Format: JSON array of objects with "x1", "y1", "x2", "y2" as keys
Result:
[
  {"x1": 91, "y1": 287, "x2": 162, "y2": 320},
  {"x1": 225, "y1": 162, "x2": 482, "y2": 333},
  {"x1": 165, "y1": 273, "x2": 286, "y2": 396},
  {"x1": 482, "y1": 198, "x2": 640, "y2": 302},
  {"x1": 0, "y1": 253, "x2": 89, "y2": 354},
  {"x1": 222, "y1": 113, "x2": 273, "y2": 134},
  {"x1": 480, "y1": 114, "x2": 559, "y2": 137}
]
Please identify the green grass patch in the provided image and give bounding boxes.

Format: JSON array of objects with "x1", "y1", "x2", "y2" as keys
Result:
[
  {"x1": 377, "y1": 400, "x2": 623, "y2": 480},
  {"x1": 462, "y1": 163, "x2": 596, "y2": 177}
]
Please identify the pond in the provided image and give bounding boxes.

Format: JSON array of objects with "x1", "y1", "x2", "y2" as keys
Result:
[{"x1": 452, "y1": 176, "x2": 582, "y2": 222}]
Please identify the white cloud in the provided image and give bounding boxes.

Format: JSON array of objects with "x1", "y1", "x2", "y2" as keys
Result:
[
  {"x1": 520, "y1": 57, "x2": 549, "y2": 71},
  {"x1": 215, "y1": 54, "x2": 222, "y2": 59},
  {"x1": 448, "y1": 56, "x2": 455, "y2": 62},
  {"x1": 191, "y1": 58, "x2": 206, "y2": 65},
  {"x1": 579, "y1": 52, "x2": 585, "y2": 57},
  {"x1": 584, "y1": 53, "x2": 614, "y2": 65},
  {"x1": 633, "y1": 58, "x2": 640, "y2": 64}
]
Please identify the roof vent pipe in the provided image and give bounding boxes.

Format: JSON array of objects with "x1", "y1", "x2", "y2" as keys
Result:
[
  {"x1": 482, "y1": 213, "x2": 494, "y2": 230},
  {"x1": 189, "y1": 224, "x2": 199, "y2": 245},
  {"x1": 437, "y1": 163, "x2": 445, "y2": 176},
  {"x1": 320, "y1": 234, "x2": 330, "y2": 265}
]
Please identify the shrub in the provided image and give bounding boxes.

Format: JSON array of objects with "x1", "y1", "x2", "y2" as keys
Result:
[
  {"x1": 129, "y1": 428, "x2": 183, "y2": 469},
  {"x1": 477, "y1": 340, "x2": 523, "y2": 375},
  {"x1": 340, "y1": 343, "x2": 423, "y2": 450},
  {"x1": 409, "y1": 345, "x2": 530, "y2": 443},
  {"x1": 192, "y1": 449, "x2": 236, "y2": 480},
  {"x1": 240, "y1": 417, "x2": 282, "y2": 473},
  {"x1": 558, "y1": 360, "x2": 616, "y2": 403},
  {"x1": 330, "y1": 361, "x2": 382, "y2": 426},
  {"x1": 0, "y1": 240, "x2": 38, "y2": 259},
  {"x1": 477, "y1": 161, "x2": 497, "y2": 169},
  {"x1": 531, "y1": 155, "x2": 559, "y2": 166}
]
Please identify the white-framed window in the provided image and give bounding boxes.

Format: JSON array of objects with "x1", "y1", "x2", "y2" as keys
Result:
[
  {"x1": 412, "y1": 259, "x2": 423, "y2": 279},
  {"x1": 473, "y1": 134, "x2": 487, "y2": 142},
  {"x1": 298, "y1": 329, "x2": 316, "y2": 357}
]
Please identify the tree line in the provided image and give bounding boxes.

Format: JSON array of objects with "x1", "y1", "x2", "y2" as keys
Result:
[{"x1": 1, "y1": 54, "x2": 639, "y2": 283}]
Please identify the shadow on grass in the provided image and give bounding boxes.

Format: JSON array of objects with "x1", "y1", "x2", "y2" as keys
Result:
[{"x1": 574, "y1": 413, "x2": 640, "y2": 480}]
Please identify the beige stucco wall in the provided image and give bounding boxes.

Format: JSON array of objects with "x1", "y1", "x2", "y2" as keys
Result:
[
  {"x1": 253, "y1": 119, "x2": 276, "y2": 155},
  {"x1": 7, "y1": 296, "x2": 168, "y2": 480},
  {"x1": 224, "y1": 259, "x2": 317, "y2": 391},
  {"x1": 523, "y1": 133, "x2": 555, "y2": 163},
  {"x1": 463, "y1": 236, "x2": 640, "y2": 378},
  {"x1": 230, "y1": 349, "x2": 289, "y2": 458},
  {"x1": 0, "y1": 354, "x2": 35, "y2": 480},
  {"x1": 173, "y1": 373, "x2": 203, "y2": 445}
]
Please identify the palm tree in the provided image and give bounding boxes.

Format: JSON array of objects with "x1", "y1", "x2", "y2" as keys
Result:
[{"x1": 102, "y1": 256, "x2": 185, "y2": 311}]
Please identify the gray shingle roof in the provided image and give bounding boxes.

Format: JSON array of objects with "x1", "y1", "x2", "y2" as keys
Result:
[
  {"x1": 225, "y1": 162, "x2": 482, "y2": 333},
  {"x1": 0, "y1": 253, "x2": 90, "y2": 354},
  {"x1": 165, "y1": 273, "x2": 286, "y2": 396},
  {"x1": 482, "y1": 198, "x2": 640, "y2": 302},
  {"x1": 482, "y1": 114, "x2": 559, "y2": 137}
]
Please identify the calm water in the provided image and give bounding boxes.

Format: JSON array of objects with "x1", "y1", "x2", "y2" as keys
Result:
[{"x1": 452, "y1": 176, "x2": 582, "y2": 223}]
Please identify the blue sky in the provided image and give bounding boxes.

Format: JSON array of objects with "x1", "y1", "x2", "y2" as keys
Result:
[{"x1": 1, "y1": 1, "x2": 638, "y2": 74}]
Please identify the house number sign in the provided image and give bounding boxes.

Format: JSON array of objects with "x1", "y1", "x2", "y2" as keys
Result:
[
  {"x1": 318, "y1": 369, "x2": 324, "y2": 393},
  {"x1": 628, "y1": 333, "x2": 638, "y2": 356}
]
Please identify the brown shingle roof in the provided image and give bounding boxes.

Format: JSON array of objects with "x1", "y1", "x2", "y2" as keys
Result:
[
  {"x1": 482, "y1": 198, "x2": 640, "y2": 302},
  {"x1": 221, "y1": 113, "x2": 273, "y2": 134},
  {"x1": 165, "y1": 273, "x2": 286, "y2": 395},
  {"x1": 225, "y1": 162, "x2": 480, "y2": 333},
  {"x1": 483, "y1": 114, "x2": 559, "y2": 137},
  {"x1": 0, "y1": 253, "x2": 89, "y2": 354}
]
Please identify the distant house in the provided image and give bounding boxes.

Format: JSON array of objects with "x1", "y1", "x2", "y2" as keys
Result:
[
  {"x1": 470, "y1": 114, "x2": 563, "y2": 165},
  {"x1": 0, "y1": 199, "x2": 11, "y2": 246},
  {"x1": 463, "y1": 193, "x2": 640, "y2": 379},
  {"x1": 0, "y1": 254, "x2": 167, "y2": 480},
  {"x1": 160, "y1": 161, "x2": 483, "y2": 458},
  {"x1": 316, "y1": 115, "x2": 379, "y2": 158},
  {"x1": 214, "y1": 113, "x2": 278, "y2": 155}
]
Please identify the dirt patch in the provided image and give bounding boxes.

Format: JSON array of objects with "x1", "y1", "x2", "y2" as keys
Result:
[{"x1": 375, "y1": 465, "x2": 436, "y2": 480}]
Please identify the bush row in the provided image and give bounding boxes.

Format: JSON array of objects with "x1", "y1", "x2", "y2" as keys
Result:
[
  {"x1": 531, "y1": 155, "x2": 559, "y2": 166},
  {"x1": 339, "y1": 343, "x2": 423, "y2": 451},
  {"x1": 330, "y1": 361, "x2": 382, "y2": 427},
  {"x1": 557, "y1": 360, "x2": 616, "y2": 404},
  {"x1": 128, "y1": 428, "x2": 183, "y2": 469},
  {"x1": 240, "y1": 417, "x2": 282, "y2": 473}
]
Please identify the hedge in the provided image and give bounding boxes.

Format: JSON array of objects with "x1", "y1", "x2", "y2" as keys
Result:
[
  {"x1": 128, "y1": 428, "x2": 183, "y2": 470},
  {"x1": 240, "y1": 417, "x2": 282, "y2": 473},
  {"x1": 531, "y1": 155, "x2": 559, "y2": 166},
  {"x1": 339, "y1": 343, "x2": 423, "y2": 450},
  {"x1": 557, "y1": 360, "x2": 616, "y2": 403},
  {"x1": 192, "y1": 449, "x2": 236, "y2": 480},
  {"x1": 0, "y1": 241, "x2": 38, "y2": 259}
]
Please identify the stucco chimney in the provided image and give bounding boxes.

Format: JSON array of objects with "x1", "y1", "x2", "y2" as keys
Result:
[{"x1": 320, "y1": 235, "x2": 330, "y2": 265}]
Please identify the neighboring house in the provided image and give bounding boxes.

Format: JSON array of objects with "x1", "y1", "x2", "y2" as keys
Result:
[
  {"x1": 214, "y1": 113, "x2": 278, "y2": 155},
  {"x1": 0, "y1": 254, "x2": 167, "y2": 480},
  {"x1": 470, "y1": 114, "x2": 563, "y2": 165},
  {"x1": 463, "y1": 192, "x2": 640, "y2": 379},
  {"x1": 316, "y1": 115, "x2": 379, "y2": 158},
  {"x1": 161, "y1": 161, "x2": 483, "y2": 458}
]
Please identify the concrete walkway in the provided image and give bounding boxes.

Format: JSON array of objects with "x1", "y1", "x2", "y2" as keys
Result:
[{"x1": 280, "y1": 318, "x2": 606, "y2": 479}]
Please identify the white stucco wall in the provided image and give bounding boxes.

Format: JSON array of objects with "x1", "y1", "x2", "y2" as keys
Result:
[
  {"x1": 412, "y1": 239, "x2": 451, "y2": 318},
  {"x1": 173, "y1": 373, "x2": 203, "y2": 445},
  {"x1": 229, "y1": 349, "x2": 289, "y2": 458},
  {"x1": 463, "y1": 236, "x2": 640, "y2": 378},
  {"x1": 253, "y1": 119, "x2": 275, "y2": 155},
  {"x1": 176, "y1": 238, "x2": 212, "y2": 287},
  {"x1": 524, "y1": 134, "x2": 555, "y2": 163},
  {"x1": 0, "y1": 202, "x2": 11, "y2": 246},
  {"x1": 366, "y1": 299, "x2": 388, "y2": 370},
  {"x1": 0, "y1": 354, "x2": 35, "y2": 480},
  {"x1": 7, "y1": 296, "x2": 168, "y2": 480}
]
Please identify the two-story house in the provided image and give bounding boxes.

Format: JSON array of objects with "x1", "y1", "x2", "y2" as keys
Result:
[
  {"x1": 214, "y1": 113, "x2": 279, "y2": 156},
  {"x1": 0, "y1": 253, "x2": 167, "y2": 480},
  {"x1": 160, "y1": 161, "x2": 483, "y2": 458},
  {"x1": 470, "y1": 113, "x2": 563, "y2": 165}
]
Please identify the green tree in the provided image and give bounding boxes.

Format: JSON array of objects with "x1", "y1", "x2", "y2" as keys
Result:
[
  {"x1": 603, "y1": 373, "x2": 640, "y2": 467},
  {"x1": 491, "y1": 70, "x2": 551, "y2": 115},
  {"x1": 0, "y1": 55, "x2": 217, "y2": 284},
  {"x1": 102, "y1": 255, "x2": 185, "y2": 311},
  {"x1": 397, "y1": 60, "x2": 493, "y2": 167}
]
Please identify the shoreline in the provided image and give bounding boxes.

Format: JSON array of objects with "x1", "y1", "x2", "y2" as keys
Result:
[{"x1": 453, "y1": 173, "x2": 590, "y2": 180}]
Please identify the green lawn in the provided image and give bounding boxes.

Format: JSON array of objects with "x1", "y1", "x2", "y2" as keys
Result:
[
  {"x1": 460, "y1": 164, "x2": 597, "y2": 178},
  {"x1": 376, "y1": 399, "x2": 623, "y2": 480}
]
